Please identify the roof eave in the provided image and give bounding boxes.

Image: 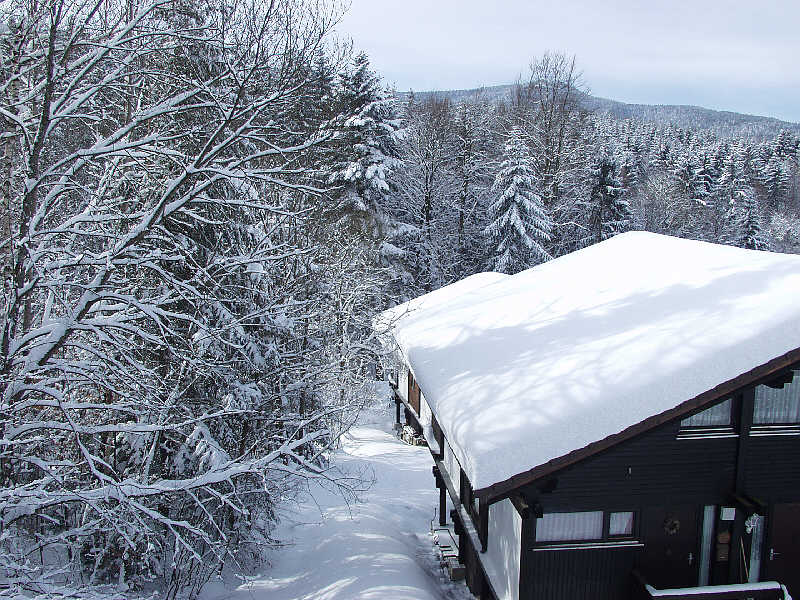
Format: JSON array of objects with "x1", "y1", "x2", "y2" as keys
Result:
[{"x1": 476, "y1": 345, "x2": 800, "y2": 503}]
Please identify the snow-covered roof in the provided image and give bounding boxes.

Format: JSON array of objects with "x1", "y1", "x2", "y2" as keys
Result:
[
  {"x1": 377, "y1": 272, "x2": 508, "y2": 332},
  {"x1": 381, "y1": 232, "x2": 800, "y2": 492}
]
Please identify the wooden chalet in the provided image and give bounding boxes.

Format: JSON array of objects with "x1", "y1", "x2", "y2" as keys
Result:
[{"x1": 377, "y1": 232, "x2": 800, "y2": 600}]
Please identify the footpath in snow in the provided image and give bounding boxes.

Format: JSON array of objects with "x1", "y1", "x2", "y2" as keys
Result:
[{"x1": 205, "y1": 392, "x2": 471, "y2": 600}]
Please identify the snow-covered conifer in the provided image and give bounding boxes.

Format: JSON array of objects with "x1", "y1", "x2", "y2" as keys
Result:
[
  {"x1": 733, "y1": 184, "x2": 767, "y2": 250},
  {"x1": 584, "y1": 153, "x2": 632, "y2": 245},
  {"x1": 331, "y1": 52, "x2": 401, "y2": 220},
  {"x1": 762, "y1": 155, "x2": 789, "y2": 209},
  {"x1": 485, "y1": 128, "x2": 551, "y2": 273}
]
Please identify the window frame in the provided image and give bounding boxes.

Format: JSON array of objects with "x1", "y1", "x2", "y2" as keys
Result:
[
  {"x1": 678, "y1": 395, "x2": 739, "y2": 439},
  {"x1": 607, "y1": 510, "x2": 636, "y2": 538},
  {"x1": 752, "y1": 370, "x2": 800, "y2": 429},
  {"x1": 532, "y1": 509, "x2": 638, "y2": 546}
]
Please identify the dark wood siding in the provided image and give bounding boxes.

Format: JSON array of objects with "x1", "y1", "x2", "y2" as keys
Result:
[
  {"x1": 407, "y1": 371, "x2": 420, "y2": 415},
  {"x1": 438, "y1": 363, "x2": 800, "y2": 600},
  {"x1": 516, "y1": 403, "x2": 739, "y2": 600},
  {"x1": 519, "y1": 418, "x2": 737, "y2": 511},
  {"x1": 522, "y1": 546, "x2": 640, "y2": 600},
  {"x1": 745, "y1": 436, "x2": 800, "y2": 502},
  {"x1": 511, "y1": 372, "x2": 800, "y2": 600}
]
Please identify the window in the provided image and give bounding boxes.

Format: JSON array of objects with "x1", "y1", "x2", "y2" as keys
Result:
[
  {"x1": 753, "y1": 372, "x2": 800, "y2": 425},
  {"x1": 609, "y1": 511, "x2": 634, "y2": 537},
  {"x1": 535, "y1": 510, "x2": 637, "y2": 544},
  {"x1": 680, "y1": 398, "x2": 732, "y2": 428},
  {"x1": 535, "y1": 511, "x2": 603, "y2": 542}
]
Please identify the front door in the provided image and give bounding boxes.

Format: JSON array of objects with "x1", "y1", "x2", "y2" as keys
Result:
[
  {"x1": 639, "y1": 505, "x2": 699, "y2": 589},
  {"x1": 767, "y1": 503, "x2": 800, "y2": 597}
]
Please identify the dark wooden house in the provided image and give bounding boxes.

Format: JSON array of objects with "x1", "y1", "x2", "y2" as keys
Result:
[{"x1": 378, "y1": 232, "x2": 800, "y2": 600}]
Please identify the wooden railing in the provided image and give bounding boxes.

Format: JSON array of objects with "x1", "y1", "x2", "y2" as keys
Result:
[{"x1": 632, "y1": 570, "x2": 787, "y2": 600}]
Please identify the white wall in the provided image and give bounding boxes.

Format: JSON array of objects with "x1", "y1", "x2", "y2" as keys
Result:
[
  {"x1": 419, "y1": 391, "x2": 432, "y2": 427},
  {"x1": 443, "y1": 438, "x2": 460, "y2": 501},
  {"x1": 397, "y1": 361, "x2": 408, "y2": 403},
  {"x1": 482, "y1": 499, "x2": 522, "y2": 600}
]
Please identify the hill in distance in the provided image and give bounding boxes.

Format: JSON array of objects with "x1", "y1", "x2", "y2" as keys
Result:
[{"x1": 397, "y1": 84, "x2": 800, "y2": 140}]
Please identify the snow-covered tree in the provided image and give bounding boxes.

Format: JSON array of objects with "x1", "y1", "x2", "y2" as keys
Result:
[
  {"x1": 513, "y1": 52, "x2": 585, "y2": 210},
  {"x1": 485, "y1": 128, "x2": 551, "y2": 273},
  {"x1": 454, "y1": 99, "x2": 494, "y2": 250},
  {"x1": 0, "y1": 0, "x2": 378, "y2": 596},
  {"x1": 733, "y1": 184, "x2": 767, "y2": 250},
  {"x1": 762, "y1": 155, "x2": 790, "y2": 209},
  {"x1": 584, "y1": 154, "x2": 633, "y2": 245},
  {"x1": 331, "y1": 52, "x2": 401, "y2": 221}
]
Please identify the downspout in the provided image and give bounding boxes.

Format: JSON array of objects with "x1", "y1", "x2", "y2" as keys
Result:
[{"x1": 729, "y1": 389, "x2": 755, "y2": 583}]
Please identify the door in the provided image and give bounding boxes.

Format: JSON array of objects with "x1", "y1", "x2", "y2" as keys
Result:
[
  {"x1": 639, "y1": 505, "x2": 699, "y2": 589},
  {"x1": 767, "y1": 503, "x2": 800, "y2": 597}
]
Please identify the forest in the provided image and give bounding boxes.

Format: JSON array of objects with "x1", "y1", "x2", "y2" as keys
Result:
[
  {"x1": 1, "y1": 0, "x2": 799, "y2": 598},
  {"x1": 389, "y1": 54, "x2": 800, "y2": 293}
]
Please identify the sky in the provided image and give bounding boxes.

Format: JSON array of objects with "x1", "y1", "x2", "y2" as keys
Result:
[{"x1": 334, "y1": 0, "x2": 800, "y2": 123}]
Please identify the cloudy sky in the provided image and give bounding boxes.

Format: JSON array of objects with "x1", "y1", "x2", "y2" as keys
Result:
[{"x1": 335, "y1": 0, "x2": 800, "y2": 123}]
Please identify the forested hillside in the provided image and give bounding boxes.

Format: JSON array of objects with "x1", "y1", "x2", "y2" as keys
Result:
[
  {"x1": 1, "y1": 3, "x2": 798, "y2": 597},
  {"x1": 386, "y1": 53, "x2": 800, "y2": 300},
  {"x1": 400, "y1": 84, "x2": 800, "y2": 141}
]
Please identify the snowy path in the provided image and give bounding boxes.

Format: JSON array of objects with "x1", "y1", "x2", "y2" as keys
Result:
[{"x1": 205, "y1": 403, "x2": 471, "y2": 600}]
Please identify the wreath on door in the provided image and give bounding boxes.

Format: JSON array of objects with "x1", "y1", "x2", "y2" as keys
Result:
[{"x1": 663, "y1": 516, "x2": 681, "y2": 535}]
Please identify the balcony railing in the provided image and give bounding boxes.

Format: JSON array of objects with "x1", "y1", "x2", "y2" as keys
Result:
[{"x1": 633, "y1": 570, "x2": 787, "y2": 600}]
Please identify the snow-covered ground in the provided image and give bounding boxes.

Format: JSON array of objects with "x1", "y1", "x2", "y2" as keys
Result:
[{"x1": 205, "y1": 394, "x2": 471, "y2": 600}]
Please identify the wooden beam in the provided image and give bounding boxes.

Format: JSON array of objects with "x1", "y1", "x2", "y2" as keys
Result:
[
  {"x1": 439, "y1": 485, "x2": 447, "y2": 527},
  {"x1": 433, "y1": 456, "x2": 461, "y2": 515},
  {"x1": 510, "y1": 494, "x2": 532, "y2": 520},
  {"x1": 478, "y1": 498, "x2": 488, "y2": 552}
]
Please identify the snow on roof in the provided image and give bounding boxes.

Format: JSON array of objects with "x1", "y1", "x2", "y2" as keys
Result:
[
  {"x1": 381, "y1": 232, "x2": 800, "y2": 491},
  {"x1": 375, "y1": 271, "x2": 508, "y2": 333}
]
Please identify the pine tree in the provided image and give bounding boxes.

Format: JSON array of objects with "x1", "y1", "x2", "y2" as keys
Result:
[
  {"x1": 619, "y1": 150, "x2": 640, "y2": 191},
  {"x1": 734, "y1": 143, "x2": 755, "y2": 183},
  {"x1": 691, "y1": 152, "x2": 716, "y2": 205},
  {"x1": 762, "y1": 155, "x2": 788, "y2": 209},
  {"x1": 671, "y1": 152, "x2": 695, "y2": 199},
  {"x1": 734, "y1": 185, "x2": 767, "y2": 250},
  {"x1": 485, "y1": 128, "x2": 551, "y2": 273},
  {"x1": 774, "y1": 130, "x2": 798, "y2": 160},
  {"x1": 453, "y1": 99, "x2": 493, "y2": 273},
  {"x1": 331, "y1": 52, "x2": 400, "y2": 219},
  {"x1": 585, "y1": 153, "x2": 632, "y2": 245}
]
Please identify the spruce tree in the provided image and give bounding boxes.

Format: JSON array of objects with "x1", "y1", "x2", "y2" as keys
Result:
[
  {"x1": 586, "y1": 153, "x2": 632, "y2": 245},
  {"x1": 485, "y1": 128, "x2": 551, "y2": 274},
  {"x1": 331, "y1": 52, "x2": 400, "y2": 219},
  {"x1": 734, "y1": 184, "x2": 767, "y2": 250},
  {"x1": 692, "y1": 153, "x2": 716, "y2": 205},
  {"x1": 762, "y1": 155, "x2": 788, "y2": 209}
]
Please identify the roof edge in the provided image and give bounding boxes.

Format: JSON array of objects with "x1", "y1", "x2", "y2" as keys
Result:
[{"x1": 476, "y1": 345, "x2": 800, "y2": 503}]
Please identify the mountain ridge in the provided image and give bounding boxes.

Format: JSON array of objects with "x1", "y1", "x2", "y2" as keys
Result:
[{"x1": 396, "y1": 84, "x2": 800, "y2": 139}]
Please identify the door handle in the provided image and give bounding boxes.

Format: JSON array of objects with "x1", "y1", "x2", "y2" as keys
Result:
[
  {"x1": 770, "y1": 548, "x2": 781, "y2": 560},
  {"x1": 688, "y1": 552, "x2": 694, "y2": 565}
]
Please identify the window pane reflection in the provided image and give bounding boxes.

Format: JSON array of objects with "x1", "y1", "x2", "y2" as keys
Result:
[
  {"x1": 536, "y1": 511, "x2": 603, "y2": 542},
  {"x1": 754, "y1": 374, "x2": 800, "y2": 424}
]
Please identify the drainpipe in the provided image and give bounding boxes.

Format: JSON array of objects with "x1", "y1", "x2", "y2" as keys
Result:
[{"x1": 729, "y1": 389, "x2": 755, "y2": 583}]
